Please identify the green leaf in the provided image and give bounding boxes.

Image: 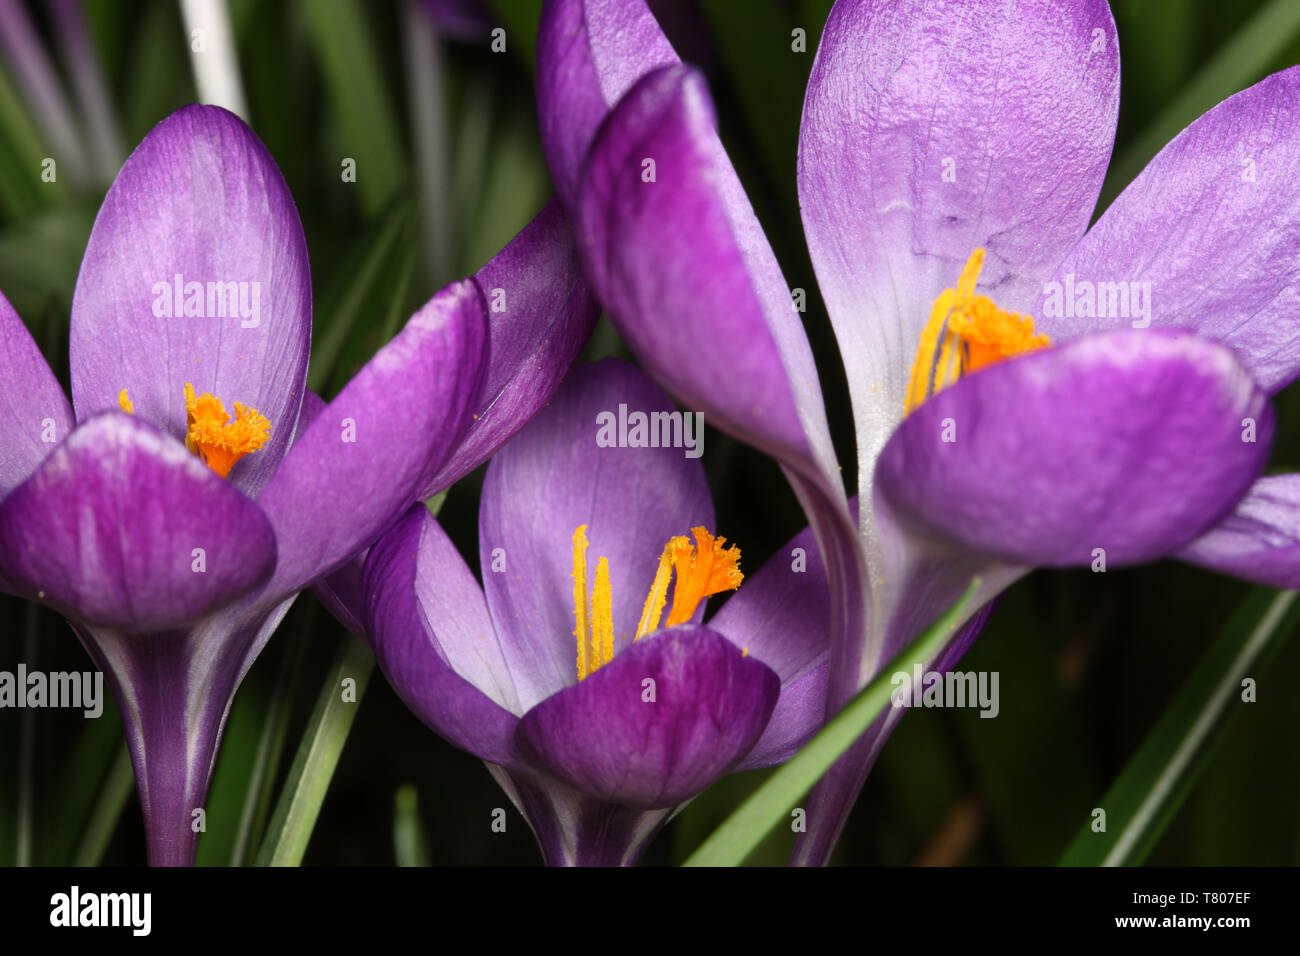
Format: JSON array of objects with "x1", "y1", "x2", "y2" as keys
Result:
[
  {"x1": 481, "y1": 0, "x2": 540, "y2": 69},
  {"x1": 1099, "y1": 0, "x2": 1300, "y2": 210},
  {"x1": 0, "y1": 60, "x2": 62, "y2": 219},
  {"x1": 299, "y1": 0, "x2": 407, "y2": 217},
  {"x1": 682, "y1": 577, "x2": 983, "y2": 866},
  {"x1": 308, "y1": 199, "x2": 417, "y2": 395},
  {"x1": 456, "y1": 99, "x2": 549, "y2": 275},
  {"x1": 254, "y1": 633, "x2": 374, "y2": 866},
  {"x1": 41, "y1": 709, "x2": 124, "y2": 864},
  {"x1": 70, "y1": 744, "x2": 134, "y2": 866},
  {"x1": 228, "y1": 624, "x2": 311, "y2": 866},
  {"x1": 1059, "y1": 587, "x2": 1299, "y2": 866},
  {"x1": 393, "y1": 784, "x2": 432, "y2": 867},
  {"x1": 0, "y1": 203, "x2": 94, "y2": 322},
  {"x1": 196, "y1": 612, "x2": 311, "y2": 866}
]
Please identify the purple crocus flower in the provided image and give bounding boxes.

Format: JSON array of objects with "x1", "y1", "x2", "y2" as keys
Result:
[
  {"x1": 537, "y1": 0, "x2": 1300, "y2": 864},
  {"x1": 364, "y1": 358, "x2": 833, "y2": 865},
  {"x1": 0, "y1": 104, "x2": 595, "y2": 864}
]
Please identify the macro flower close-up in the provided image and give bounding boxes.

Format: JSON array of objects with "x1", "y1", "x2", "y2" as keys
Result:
[{"x1": 1, "y1": 0, "x2": 1298, "y2": 939}]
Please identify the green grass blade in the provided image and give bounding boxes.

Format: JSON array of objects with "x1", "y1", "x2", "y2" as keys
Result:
[
  {"x1": 70, "y1": 744, "x2": 134, "y2": 866},
  {"x1": 393, "y1": 784, "x2": 432, "y2": 867},
  {"x1": 299, "y1": 0, "x2": 407, "y2": 217},
  {"x1": 683, "y1": 577, "x2": 982, "y2": 867},
  {"x1": 481, "y1": 0, "x2": 540, "y2": 68},
  {"x1": 1060, "y1": 588, "x2": 1299, "y2": 866},
  {"x1": 254, "y1": 634, "x2": 374, "y2": 866},
  {"x1": 308, "y1": 199, "x2": 416, "y2": 394},
  {"x1": 0, "y1": 59, "x2": 62, "y2": 218},
  {"x1": 229, "y1": 621, "x2": 312, "y2": 865}
]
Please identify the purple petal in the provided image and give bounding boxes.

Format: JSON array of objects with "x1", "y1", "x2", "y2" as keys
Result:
[
  {"x1": 0, "y1": 289, "x2": 72, "y2": 495},
  {"x1": 490, "y1": 764, "x2": 673, "y2": 866},
  {"x1": 710, "y1": 518, "x2": 834, "y2": 769},
  {"x1": 1041, "y1": 67, "x2": 1300, "y2": 393},
  {"x1": 292, "y1": 388, "x2": 369, "y2": 638},
  {"x1": 313, "y1": 553, "x2": 366, "y2": 638},
  {"x1": 578, "y1": 65, "x2": 842, "y2": 490},
  {"x1": 425, "y1": 198, "x2": 599, "y2": 491},
  {"x1": 1177, "y1": 474, "x2": 1300, "y2": 589},
  {"x1": 876, "y1": 329, "x2": 1272, "y2": 567},
  {"x1": 570, "y1": 66, "x2": 868, "y2": 717},
  {"x1": 256, "y1": 279, "x2": 485, "y2": 604},
  {"x1": 799, "y1": 0, "x2": 1119, "y2": 464},
  {"x1": 69, "y1": 104, "x2": 312, "y2": 498},
  {"x1": 364, "y1": 506, "x2": 524, "y2": 767},
  {"x1": 424, "y1": 0, "x2": 493, "y2": 42},
  {"x1": 537, "y1": 0, "x2": 678, "y2": 211},
  {"x1": 479, "y1": 358, "x2": 714, "y2": 712},
  {"x1": 74, "y1": 596, "x2": 295, "y2": 865},
  {"x1": 711, "y1": 519, "x2": 834, "y2": 683},
  {"x1": 0, "y1": 413, "x2": 276, "y2": 631},
  {"x1": 517, "y1": 625, "x2": 779, "y2": 808}
]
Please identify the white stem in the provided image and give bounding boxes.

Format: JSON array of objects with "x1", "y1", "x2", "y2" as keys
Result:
[{"x1": 179, "y1": 0, "x2": 249, "y2": 121}]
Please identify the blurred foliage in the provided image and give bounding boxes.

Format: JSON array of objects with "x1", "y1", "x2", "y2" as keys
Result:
[{"x1": 1, "y1": 0, "x2": 1299, "y2": 866}]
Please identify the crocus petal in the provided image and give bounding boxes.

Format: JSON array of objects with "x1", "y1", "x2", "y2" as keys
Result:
[
  {"x1": 537, "y1": 0, "x2": 678, "y2": 211},
  {"x1": 1177, "y1": 474, "x2": 1300, "y2": 589},
  {"x1": 75, "y1": 594, "x2": 296, "y2": 865},
  {"x1": 290, "y1": 388, "x2": 366, "y2": 636},
  {"x1": 577, "y1": 62, "x2": 870, "y2": 743},
  {"x1": 578, "y1": 65, "x2": 842, "y2": 489},
  {"x1": 1041, "y1": 67, "x2": 1300, "y2": 393},
  {"x1": 313, "y1": 556, "x2": 365, "y2": 637},
  {"x1": 489, "y1": 764, "x2": 673, "y2": 866},
  {"x1": 256, "y1": 279, "x2": 487, "y2": 605},
  {"x1": 710, "y1": 518, "x2": 833, "y2": 769},
  {"x1": 517, "y1": 625, "x2": 779, "y2": 808},
  {"x1": 290, "y1": 389, "x2": 368, "y2": 638},
  {"x1": 69, "y1": 104, "x2": 311, "y2": 497},
  {"x1": 0, "y1": 413, "x2": 276, "y2": 631},
  {"x1": 424, "y1": 0, "x2": 493, "y2": 42},
  {"x1": 424, "y1": 198, "x2": 599, "y2": 490},
  {"x1": 0, "y1": 289, "x2": 73, "y2": 495},
  {"x1": 798, "y1": 0, "x2": 1119, "y2": 498},
  {"x1": 364, "y1": 505, "x2": 524, "y2": 767},
  {"x1": 479, "y1": 358, "x2": 713, "y2": 712},
  {"x1": 876, "y1": 330, "x2": 1272, "y2": 567}
]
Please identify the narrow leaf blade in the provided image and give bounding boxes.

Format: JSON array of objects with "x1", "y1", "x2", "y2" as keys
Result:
[
  {"x1": 683, "y1": 578, "x2": 982, "y2": 867},
  {"x1": 1060, "y1": 587, "x2": 1299, "y2": 866}
]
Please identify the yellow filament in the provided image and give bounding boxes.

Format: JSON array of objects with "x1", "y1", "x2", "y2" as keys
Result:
[
  {"x1": 118, "y1": 389, "x2": 134, "y2": 414},
  {"x1": 573, "y1": 525, "x2": 745, "y2": 681},
  {"x1": 592, "y1": 557, "x2": 614, "y2": 670},
  {"x1": 635, "y1": 544, "x2": 674, "y2": 641},
  {"x1": 573, "y1": 525, "x2": 591, "y2": 681}
]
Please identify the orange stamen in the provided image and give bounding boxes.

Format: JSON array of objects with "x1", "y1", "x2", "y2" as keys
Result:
[{"x1": 183, "y1": 382, "x2": 270, "y2": 479}]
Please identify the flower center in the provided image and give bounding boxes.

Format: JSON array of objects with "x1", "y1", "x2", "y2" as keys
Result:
[
  {"x1": 571, "y1": 524, "x2": 743, "y2": 681},
  {"x1": 117, "y1": 384, "x2": 271, "y2": 479},
  {"x1": 903, "y1": 248, "x2": 1050, "y2": 414}
]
